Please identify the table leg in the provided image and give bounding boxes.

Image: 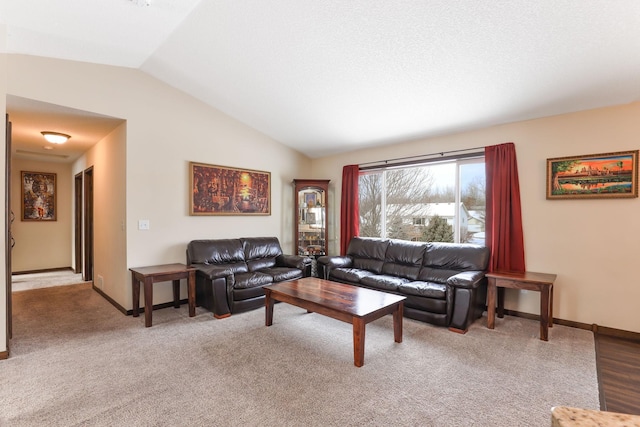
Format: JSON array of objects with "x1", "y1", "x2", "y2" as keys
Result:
[
  {"x1": 393, "y1": 303, "x2": 403, "y2": 343},
  {"x1": 540, "y1": 286, "x2": 550, "y2": 341},
  {"x1": 497, "y1": 287, "x2": 505, "y2": 318},
  {"x1": 132, "y1": 273, "x2": 140, "y2": 318},
  {"x1": 549, "y1": 284, "x2": 554, "y2": 328},
  {"x1": 188, "y1": 270, "x2": 196, "y2": 318},
  {"x1": 353, "y1": 317, "x2": 366, "y2": 367},
  {"x1": 172, "y1": 279, "x2": 180, "y2": 309},
  {"x1": 265, "y1": 289, "x2": 274, "y2": 326},
  {"x1": 144, "y1": 277, "x2": 153, "y2": 327},
  {"x1": 487, "y1": 279, "x2": 496, "y2": 329}
]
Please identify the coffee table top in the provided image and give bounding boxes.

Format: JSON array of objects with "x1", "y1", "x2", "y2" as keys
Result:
[{"x1": 264, "y1": 277, "x2": 405, "y2": 317}]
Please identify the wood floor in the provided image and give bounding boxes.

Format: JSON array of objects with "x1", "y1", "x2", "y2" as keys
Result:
[{"x1": 595, "y1": 332, "x2": 640, "y2": 415}]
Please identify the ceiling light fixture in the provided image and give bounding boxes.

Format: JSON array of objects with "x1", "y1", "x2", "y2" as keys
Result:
[{"x1": 41, "y1": 131, "x2": 71, "y2": 144}]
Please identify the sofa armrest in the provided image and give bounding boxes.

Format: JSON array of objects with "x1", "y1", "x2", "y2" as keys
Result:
[
  {"x1": 193, "y1": 264, "x2": 236, "y2": 281},
  {"x1": 277, "y1": 254, "x2": 312, "y2": 270},
  {"x1": 317, "y1": 256, "x2": 353, "y2": 269},
  {"x1": 316, "y1": 255, "x2": 353, "y2": 280},
  {"x1": 447, "y1": 271, "x2": 486, "y2": 289}
]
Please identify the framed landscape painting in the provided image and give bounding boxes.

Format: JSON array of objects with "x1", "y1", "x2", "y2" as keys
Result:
[
  {"x1": 546, "y1": 150, "x2": 639, "y2": 199},
  {"x1": 21, "y1": 171, "x2": 57, "y2": 221},
  {"x1": 190, "y1": 162, "x2": 271, "y2": 215}
]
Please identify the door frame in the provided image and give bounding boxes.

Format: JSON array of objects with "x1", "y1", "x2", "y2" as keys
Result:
[
  {"x1": 83, "y1": 167, "x2": 94, "y2": 283},
  {"x1": 74, "y1": 172, "x2": 83, "y2": 274},
  {"x1": 5, "y1": 114, "x2": 12, "y2": 350}
]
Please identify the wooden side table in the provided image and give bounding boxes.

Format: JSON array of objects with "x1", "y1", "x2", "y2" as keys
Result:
[
  {"x1": 486, "y1": 271, "x2": 557, "y2": 341},
  {"x1": 130, "y1": 263, "x2": 196, "y2": 327}
]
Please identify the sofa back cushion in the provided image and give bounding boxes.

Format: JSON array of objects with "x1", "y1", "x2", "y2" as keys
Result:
[
  {"x1": 381, "y1": 240, "x2": 425, "y2": 280},
  {"x1": 242, "y1": 237, "x2": 283, "y2": 271},
  {"x1": 347, "y1": 237, "x2": 390, "y2": 274},
  {"x1": 187, "y1": 239, "x2": 245, "y2": 265},
  {"x1": 424, "y1": 242, "x2": 489, "y2": 271},
  {"x1": 418, "y1": 242, "x2": 489, "y2": 282}
]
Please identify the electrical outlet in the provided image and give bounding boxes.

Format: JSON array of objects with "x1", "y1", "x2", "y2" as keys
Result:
[
  {"x1": 97, "y1": 275, "x2": 104, "y2": 289},
  {"x1": 138, "y1": 219, "x2": 150, "y2": 230}
]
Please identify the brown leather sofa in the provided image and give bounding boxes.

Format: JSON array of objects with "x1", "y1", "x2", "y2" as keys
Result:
[
  {"x1": 187, "y1": 237, "x2": 312, "y2": 318},
  {"x1": 317, "y1": 237, "x2": 490, "y2": 333}
]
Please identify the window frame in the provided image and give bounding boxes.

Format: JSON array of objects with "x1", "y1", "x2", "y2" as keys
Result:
[{"x1": 358, "y1": 154, "x2": 485, "y2": 244}]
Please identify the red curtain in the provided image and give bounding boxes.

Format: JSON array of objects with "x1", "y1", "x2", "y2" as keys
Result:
[
  {"x1": 340, "y1": 165, "x2": 360, "y2": 255},
  {"x1": 485, "y1": 143, "x2": 526, "y2": 273}
]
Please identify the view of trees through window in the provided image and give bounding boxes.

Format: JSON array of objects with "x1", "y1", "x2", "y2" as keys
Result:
[{"x1": 359, "y1": 158, "x2": 486, "y2": 244}]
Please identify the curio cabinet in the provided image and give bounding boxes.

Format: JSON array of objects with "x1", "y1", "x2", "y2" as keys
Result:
[{"x1": 293, "y1": 179, "x2": 330, "y2": 257}]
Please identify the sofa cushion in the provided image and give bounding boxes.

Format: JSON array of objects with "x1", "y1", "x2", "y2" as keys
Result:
[
  {"x1": 196, "y1": 263, "x2": 248, "y2": 280},
  {"x1": 232, "y1": 285, "x2": 266, "y2": 302},
  {"x1": 188, "y1": 239, "x2": 245, "y2": 265},
  {"x1": 330, "y1": 268, "x2": 376, "y2": 283},
  {"x1": 398, "y1": 281, "x2": 447, "y2": 299},
  {"x1": 242, "y1": 237, "x2": 283, "y2": 271},
  {"x1": 347, "y1": 237, "x2": 390, "y2": 274},
  {"x1": 360, "y1": 275, "x2": 409, "y2": 292},
  {"x1": 417, "y1": 266, "x2": 460, "y2": 283},
  {"x1": 233, "y1": 271, "x2": 274, "y2": 289},
  {"x1": 259, "y1": 267, "x2": 303, "y2": 282},
  {"x1": 404, "y1": 294, "x2": 447, "y2": 314},
  {"x1": 381, "y1": 240, "x2": 425, "y2": 280},
  {"x1": 423, "y1": 242, "x2": 489, "y2": 271}
]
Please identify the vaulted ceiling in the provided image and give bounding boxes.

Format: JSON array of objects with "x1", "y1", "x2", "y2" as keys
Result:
[{"x1": 3, "y1": 0, "x2": 640, "y2": 161}]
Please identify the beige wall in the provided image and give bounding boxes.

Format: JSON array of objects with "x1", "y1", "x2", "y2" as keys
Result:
[
  {"x1": 1, "y1": 25, "x2": 7, "y2": 354},
  {"x1": 312, "y1": 102, "x2": 640, "y2": 333},
  {"x1": 10, "y1": 159, "x2": 73, "y2": 272},
  {"x1": 3, "y1": 54, "x2": 312, "y2": 313},
  {"x1": 1, "y1": 50, "x2": 638, "y2": 353},
  {"x1": 72, "y1": 122, "x2": 127, "y2": 306}
]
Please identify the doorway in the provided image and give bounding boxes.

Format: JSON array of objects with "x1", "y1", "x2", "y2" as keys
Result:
[
  {"x1": 75, "y1": 167, "x2": 94, "y2": 283},
  {"x1": 74, "y1": 173, "x2": 82, "y2": 274},
  {"x1": 5, "y1": 114, "x2": 13, "y2": 346}
]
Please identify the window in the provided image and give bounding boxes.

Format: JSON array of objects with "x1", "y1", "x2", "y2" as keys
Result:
[
  {"x1": 358, "y1": 157, "x2": 485, "y2": 244},
  {"x1": 412, "y1": 217, "x2": 426, "y2": 226}
]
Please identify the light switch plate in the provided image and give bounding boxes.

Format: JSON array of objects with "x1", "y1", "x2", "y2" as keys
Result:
[{"x1": 138, "y1": 219, "x2": 150, "y2": 230}]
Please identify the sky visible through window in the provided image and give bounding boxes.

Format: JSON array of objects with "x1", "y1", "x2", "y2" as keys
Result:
[{"x1": 430, "y1": 161, "x2": 485, "y2": 191}]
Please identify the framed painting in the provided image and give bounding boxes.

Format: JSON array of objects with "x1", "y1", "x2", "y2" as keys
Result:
[
  {"x1": 190, "y1": 162, "x2": 271, "y2": 215},
  {"x1": 304, "y1": 192, "x2": 317, "y2": 208},
  {"x1": 21, "y1": 171, "x2": 57, "y2": 221},
  {"x1": 546, "y1": 150, "x2": 639, "y2": 199}
]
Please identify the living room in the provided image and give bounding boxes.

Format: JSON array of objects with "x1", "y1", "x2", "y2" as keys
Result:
[{"x1": 1, "y1": 2, "x2": 640, "y2": 424}]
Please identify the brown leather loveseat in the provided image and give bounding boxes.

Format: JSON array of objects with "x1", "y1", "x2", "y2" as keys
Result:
[
  {"x1": 187, "y1": 237, "x2": 312, "y2": 318},
  {"x1": 317, "y1": 237, "x2": 489, "y2": 333}
]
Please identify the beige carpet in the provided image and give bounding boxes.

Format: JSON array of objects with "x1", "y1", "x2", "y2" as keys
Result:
[
  {"x1": 1, "y1": 283, "x2": 599, "y2": 426},
  {"x1": 11, "y1": 270, "x2": 88, "y2": 292}
]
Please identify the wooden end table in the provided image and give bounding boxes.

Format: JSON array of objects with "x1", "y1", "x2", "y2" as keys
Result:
[
  {"x1": 486, "y1": 271, "x2": 557, "y2": 341},
  {"x1": 130, "y1": 263, "x2": 196, "y2": 327},
  {"x1": 264, "y1": 277, "x2": 406, "y2": 367}
]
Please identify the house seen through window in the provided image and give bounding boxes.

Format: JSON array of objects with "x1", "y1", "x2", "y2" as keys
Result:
[{"x1": 358, "y1": 157, "x2": 486, "y2": 244}]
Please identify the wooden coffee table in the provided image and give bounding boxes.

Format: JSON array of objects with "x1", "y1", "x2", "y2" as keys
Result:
[{"x1": 264, "y1": 277, "x2": 406, "y2": 367}]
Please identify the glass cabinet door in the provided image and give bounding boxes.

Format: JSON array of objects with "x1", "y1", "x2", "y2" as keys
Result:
[{"x1": 293, "y1": 179, "x2": 330, "y2": 257}]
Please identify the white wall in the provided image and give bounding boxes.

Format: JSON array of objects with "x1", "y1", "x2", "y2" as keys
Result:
[
  {"x1": 10, "y1": 159, "x2": 73, "y2": 272},
  {"x1": 3, "y1": 54, "x2": 312, "y2": 312},
  {"x1": 312, "y1": 102, "x2": 640, "y2": 333}
]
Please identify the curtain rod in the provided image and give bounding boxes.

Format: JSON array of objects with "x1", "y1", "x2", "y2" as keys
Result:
[{"x1": 359, "y1": 145, "x2": 486, "y2": 169}]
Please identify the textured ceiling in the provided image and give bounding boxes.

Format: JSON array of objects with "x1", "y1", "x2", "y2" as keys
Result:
[{"x1": 3, "y1": 0, "x2": 640, "y2": 159}]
